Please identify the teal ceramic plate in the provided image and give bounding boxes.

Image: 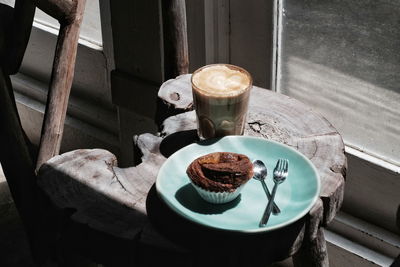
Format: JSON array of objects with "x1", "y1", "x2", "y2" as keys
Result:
[{"x1": 156, "y1": 136, "x2": 320, "y2": 233}]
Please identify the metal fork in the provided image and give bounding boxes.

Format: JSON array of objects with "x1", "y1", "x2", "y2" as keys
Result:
[{"x1": 259, "y1": 158, "x2": 289, "y2": 227}]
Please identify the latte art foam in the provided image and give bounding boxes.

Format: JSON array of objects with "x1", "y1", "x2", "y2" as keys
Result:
[{"x1": 192, "y1": 65, "x2": 251, "y2": 96}]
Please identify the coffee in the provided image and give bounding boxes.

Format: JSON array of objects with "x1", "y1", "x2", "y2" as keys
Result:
[{"x1": 191, "y1": 64, "x2": 252, "y2": 139}]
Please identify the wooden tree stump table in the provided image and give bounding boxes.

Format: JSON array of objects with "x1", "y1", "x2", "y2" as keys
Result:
[{"x1": 37, "y1": 74, "x2": 347, "y2": 266}]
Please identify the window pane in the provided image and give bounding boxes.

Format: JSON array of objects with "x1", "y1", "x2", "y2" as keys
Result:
[
  {"x1": 34, "y1": 0, "x2": 102, "y2": 46},
  {"x1": 278, "y1": 0, "x2": 400, "y2": 165}
]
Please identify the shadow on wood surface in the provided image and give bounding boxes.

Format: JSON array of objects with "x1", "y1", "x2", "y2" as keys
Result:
[{"x1": 147, "y1": 185, "x2": 305, "y2": 266}]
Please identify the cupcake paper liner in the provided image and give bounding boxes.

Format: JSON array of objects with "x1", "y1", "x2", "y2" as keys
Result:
[{"x1": 191, "y1": 182, "x2": 246, "y2": 204}]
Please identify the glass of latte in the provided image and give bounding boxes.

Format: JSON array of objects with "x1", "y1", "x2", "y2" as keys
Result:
[{"x1": 191, "y1": 64, "x2": 252, "y2": 140}]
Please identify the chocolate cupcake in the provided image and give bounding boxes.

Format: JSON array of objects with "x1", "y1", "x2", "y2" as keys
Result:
[{"x1": 186, "y1": 152, "x2": 254, "y2": 204}]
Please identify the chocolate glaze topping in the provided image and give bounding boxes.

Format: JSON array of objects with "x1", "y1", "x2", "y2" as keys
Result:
[{"x1": 186, "y1": 152, "x2": 254, "y2": 192}]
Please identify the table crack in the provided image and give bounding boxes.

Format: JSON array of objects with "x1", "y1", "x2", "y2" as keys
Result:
[{"x1": 105, "y1": 160, "x2": 136, "y2": 198}]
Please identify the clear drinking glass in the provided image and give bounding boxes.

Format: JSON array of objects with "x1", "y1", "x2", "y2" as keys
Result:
[{"x1": 191, "y1": 64, "x2": 253, "y2": 140}]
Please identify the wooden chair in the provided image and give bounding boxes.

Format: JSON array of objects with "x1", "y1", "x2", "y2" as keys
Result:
[
  {"x1": 0, "y1": 0, "x2": 188, "y2": 265},
  {"x1": 0, "y1": 0, "x2": 91, "y2": 264}
]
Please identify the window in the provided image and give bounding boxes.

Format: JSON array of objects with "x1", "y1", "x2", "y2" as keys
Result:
[
  {"x1": 277, "y1": 0, "x2": 400, "y2": 166},
  {"x1": 276, "y1": 0, "x2": 400, "y2": 234}
]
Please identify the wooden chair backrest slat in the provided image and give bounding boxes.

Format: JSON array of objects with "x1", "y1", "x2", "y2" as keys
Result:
[{"x1": 35, "y1": 0, "x2": 87, "y2": 171}]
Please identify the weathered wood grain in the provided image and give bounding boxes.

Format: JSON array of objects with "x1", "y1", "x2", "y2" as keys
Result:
[
  {"x1": 36, "y1": 0, "x2": 87, "y2": 171},
  {"x1": 158, "y1": 74, "x2": 193, "y2": 114},
  {"x1": 38, "y1": 134, "x2": 166, "y2": 240}
]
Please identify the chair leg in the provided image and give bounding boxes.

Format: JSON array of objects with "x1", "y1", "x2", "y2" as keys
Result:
[
  {"x1": 3, "y1": 69, "x2": 37, "y2": 161},
  {"x1": 0, "y1": 68, "x2": 58, "y2": 266}
]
